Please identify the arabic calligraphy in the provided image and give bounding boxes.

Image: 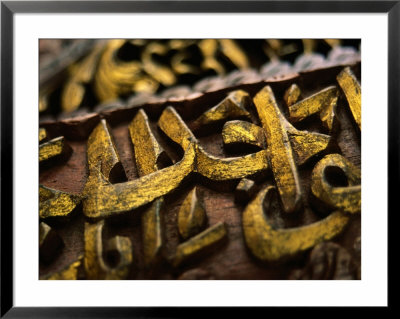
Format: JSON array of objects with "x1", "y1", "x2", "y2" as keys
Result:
[{"x1": 39, "y1": 66, "x2": 361, "y2": 279}]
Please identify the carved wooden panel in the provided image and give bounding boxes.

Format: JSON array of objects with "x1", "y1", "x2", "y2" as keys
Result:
[{"x1": 39, "y1": 39, "x2": 361, "y2": 280}]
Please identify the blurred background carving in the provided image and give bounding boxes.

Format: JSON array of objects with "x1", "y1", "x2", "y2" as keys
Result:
[{"x1": 39, "y1": 39, "x2": 360, "y2": 118}]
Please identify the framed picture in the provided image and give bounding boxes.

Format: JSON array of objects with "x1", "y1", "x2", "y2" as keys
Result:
[{"x1": 1, "y1": 1, "x2": 396, "y2": 317}]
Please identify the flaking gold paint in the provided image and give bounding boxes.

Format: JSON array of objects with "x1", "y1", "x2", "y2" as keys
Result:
[
  {"x1": 83, "y1": 119, "x2": 129, "y2": 218},
  {"x1": 288, "y1": 86, "x2": 338, "y2": 131},
  {"x1": 222, "y1": 119, "x2": 331, "y2": 166},
  {"x1": 83, "y1": 143, "x2": 196, "y2": 218},
  {"x1": 311, "y1": 154, "x2": 361, "y2": 214},
  {"x1": 158, "y1": 106, "x2": 269, "y2": 181},
  {"x1": 86, "y1": 119, "x2": 122, "y2": 178},
  {"x1": 284, "y1": 84, "x2": 301, "y2": 106},
  {"x1": 42, "y1": 256, "x2": 82, "y2": 280},
  {"x1": 178, "y1": 187, "x2": 207, "y2": 240},
  {"x1": 158, "y1": 106, "x2": 196, "y2": 151},
  {"x1": 242, "y1": 186, "x2": 350, "y2": 262},
  {"x1": 192, "y1": 90, "x2": 251, "y2": 128},
  {"x1": 129, "y1": 109, "x2": 168, "y2": 176},
  {"x1": 84, "y1": 220, "x2": 132, "y2": 280},
  {"x1": 222, "y1": 120, "x2": 266, "y2": 149},
  {"x1": 39, "y1": 136, "x2": 69, "y2": 162},
  {"x1": 83, "y1": 104, "x2": 271, "y2": 217},
  {"x1": 172, "y1": 222, "x2": 227, "y2": 267},
  {"x1": 195, "y1": 145, "x2": 269, "y2": 180},
  {"x1": 287, "y1": 129, "x2": 331, "y2": 166},
  {"x1": 337, "y1": 67, "x2": 361, "y2": 130},
  {"x1": 39, "y1": 185, "x2": 81, "y2": 219},
  {"x1": 253, "y1": 85, "x2": 302, "y2": 213},
  {"x1": 129, "y1": 109, "x2": 166, "y2": 267},
  {"x1": 82, "y1": 91, "x2": 331, "y2": 219}
]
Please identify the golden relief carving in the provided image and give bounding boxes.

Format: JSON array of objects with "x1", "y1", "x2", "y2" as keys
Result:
[
  {"x1": 178, "y1": 187, "x2": 207, "y2": 240},
  {"x1": 337, "y1": 67, "x2": 362, "y2": 130},
  {"x1": 84, "y1": 220, "x2": 133, "y2": 280},
  {"x1": 287, "y1": 86, "x2": 339, "y2": 131},
  {"x1": 242, "y1": 186, "x2": 350, "y2": 262},
  {"x1": 39, "y1": 39, "x2": 361, "y2": 280},
  {"x1": 311, "y1": 154, "x2": 361, "y2": 214}
]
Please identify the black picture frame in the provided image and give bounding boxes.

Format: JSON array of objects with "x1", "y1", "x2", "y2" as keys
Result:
[{"x1": 1, "y1": 1, "x2": 396, "y2": 317}]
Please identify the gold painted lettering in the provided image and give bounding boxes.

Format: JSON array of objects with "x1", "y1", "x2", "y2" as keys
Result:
[
  {"x1": 39, "y1": 136, "x2": 71, "y2": 163},
  {"x1": 172, "y1": 222, "x2": 227, "y2": 267},
  {"x1": 337, "y1": 67, "x2": 361, "y2": 130},
  {"x1": 288, "y1": 86, "x2": 339, "y2": 131},
  {"x1": 253, "y1": 86, "x2": 302, "y2": 213},
  {"x1": 178, "y1": 187, "x2": 207, "y2": 240},
  {"x1": 311, "y1": 154, "x2": 361, "y2": 214},
  {"x1": 39, "y1": 185, "x2": 81, "y2": 219},
  {"x1": 242, "y1": 186, "x2": 350, "y2": 262},
  {"x1": 84, "y1": 220, "x2": 132, "y2": 280}
]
